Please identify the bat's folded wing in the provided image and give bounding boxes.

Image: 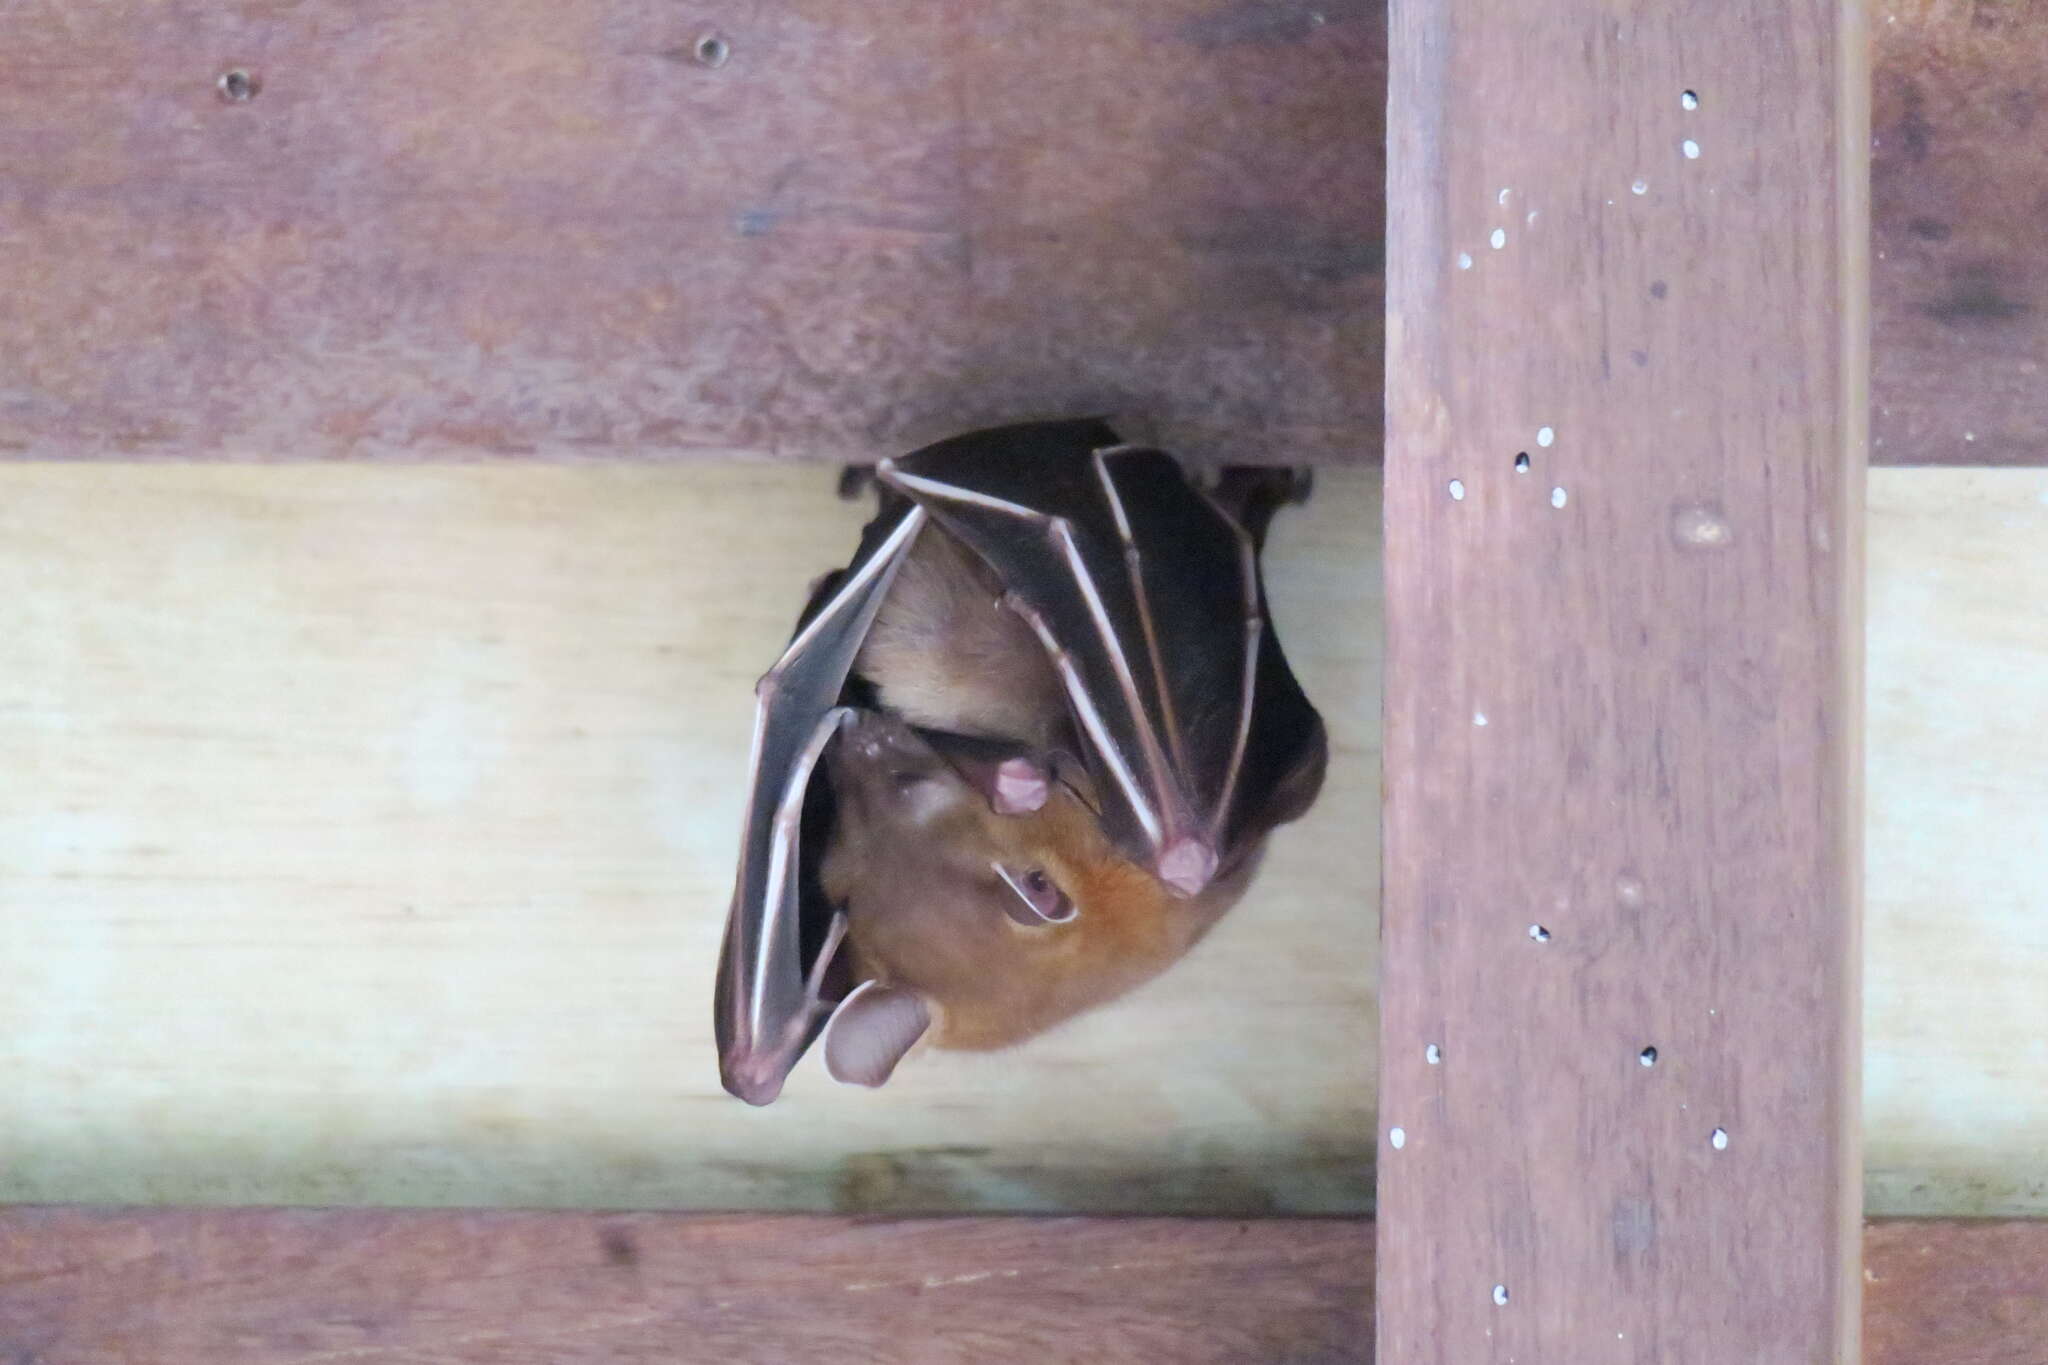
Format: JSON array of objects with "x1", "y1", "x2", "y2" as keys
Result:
[
  {"x1": 713, "y1": 501, "x2": 927, "y2": 1105},
  {"x1": 879, "y1": 421, "x2": 1292, "y2": 896}
]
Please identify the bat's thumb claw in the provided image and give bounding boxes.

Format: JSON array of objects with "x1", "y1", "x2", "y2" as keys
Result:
[
  {"x1": 991, "y1": 757, "x2": 1051, "y2": 815},
  {"x1": 1157, "y1": 837, "x2": 1219, "y2": 898}
]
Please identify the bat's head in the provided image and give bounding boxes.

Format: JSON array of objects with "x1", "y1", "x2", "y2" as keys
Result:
[{"x1": 810, "y1": 711, "x2": 1245, "y2": 1088}]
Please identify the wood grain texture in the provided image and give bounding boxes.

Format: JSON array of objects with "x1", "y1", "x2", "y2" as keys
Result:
[
  {"x1": 1864, "y1": 1219, "x2": 2048, "y2": 1365},
  {"x1": 4, "y1": 464, "x2": 2044, "y2": 1218},
  {"x1": 1871, "y1": 0, "x2": 2048, "y2": 466},
  {"x1": 1864, "y1": 468, "x2": 2048, "y2": 1217},
  {"x1": 3, "y1": 465, "x2": 2042, "y2": 1218},
  {"x1": 0, "y1": 1208, "x2": 1378, "y2": 1364},
  {"x1": 0, "y1": 463, "x2": 1380, "y2": 1216},
  {"x1": 0, "y1": 1212, "x2": 2040, "y2": 1364},
  {"x1": 1378, "y1": 1, "x2": 1866, "y2": 1362},
  {"x1": 0, "y1": 0, "x2": 1384, "y2": 465},
  {"x1": 0, "y1": 0, "x2": 2039, "y2": 465}
]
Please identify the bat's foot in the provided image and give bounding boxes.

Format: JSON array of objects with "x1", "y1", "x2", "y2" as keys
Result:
[
  {"x1": 1207, "y1": 465, "x2": 1314, "y2": 550},
  {"x1": 836, "y1": 464, "x2": 878, "y2": 501}
]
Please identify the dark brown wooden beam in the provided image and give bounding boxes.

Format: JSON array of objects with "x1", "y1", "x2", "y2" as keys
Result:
[
  {"x1": 0, "y1": 1209, "x2": 1374, "y2": 1363},
  {"x1": 1378, "y1": 0, "x2": 1865, "y2": 1360},
  {"x1": 0, "y1": 0, "x2": 1383, "y2": 465},
  {"x1": 0, "y1": 1211, "x2": 2040, "y2": 1362},
  {"x1": 0, "y1": 1, "x2": 2039, "y2": 464},
  {"x1": 1871, "y1": 0, "x2": 2048, "y2": 466}
]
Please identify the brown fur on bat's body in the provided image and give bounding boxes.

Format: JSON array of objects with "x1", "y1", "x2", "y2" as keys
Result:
[
  {"x1": 713, "y1": 420, "x2": 1326, "y2": 1104},
  {"x1": 824, "y1": 526, "x2": 1273, "y2": 1057}
]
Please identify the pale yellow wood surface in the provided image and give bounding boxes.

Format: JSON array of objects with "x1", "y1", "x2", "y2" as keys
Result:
[
  {"x1": 0, "y1": 466, "x2": 2039, "y2": 1214},
  {"x1": 0, "y1": 463, "x2": 1378, "y2": 1213},
  {"x1": 1864, "y1": 469, "x2": 2048, "y2": 1215}
]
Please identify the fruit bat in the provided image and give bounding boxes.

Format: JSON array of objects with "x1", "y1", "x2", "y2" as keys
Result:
[{"x1": 714, "y1": 418, "x2": 1327, "y2": 1105}]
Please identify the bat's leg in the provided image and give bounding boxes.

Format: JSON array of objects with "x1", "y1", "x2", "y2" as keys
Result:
[
  {"x1": 803, "y1": 910, "x2": 849, "y2": 1006},
  {"x1": 1208, "y1": 466, "x2": 1314, "y2": 553}
]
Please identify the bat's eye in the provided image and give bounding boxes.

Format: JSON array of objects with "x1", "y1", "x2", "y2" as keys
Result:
[{"x1": 994, "y1": 863, "x2": 1076, "y2": 925}]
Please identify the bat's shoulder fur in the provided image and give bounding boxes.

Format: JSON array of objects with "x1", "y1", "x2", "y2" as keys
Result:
[{"x1": 855, "y1": 523, "x2": 1068, "y2": 751}]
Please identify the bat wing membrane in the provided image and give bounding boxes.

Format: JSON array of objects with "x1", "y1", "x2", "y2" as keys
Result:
[
  {"x1": 878, "y1": 420, "x2": 1281, "y2": 895},
  {"x1": 713, "y1": 502, "x2": 927, "y2": 1105}
]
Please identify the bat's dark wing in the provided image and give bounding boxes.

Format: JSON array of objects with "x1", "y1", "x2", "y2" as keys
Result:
[
  {"x1": 713, "y1": 499, "x2": 927, "y2": 1106},
  {"x1": 878, "y1": 419, "x2": 1323, "y2": 896}
]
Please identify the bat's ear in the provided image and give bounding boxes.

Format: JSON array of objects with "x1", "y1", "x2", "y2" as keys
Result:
[{"x1": 821, "y1": 981, "x2": 932, "y2": 1088}]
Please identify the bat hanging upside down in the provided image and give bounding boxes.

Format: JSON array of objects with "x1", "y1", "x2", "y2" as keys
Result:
[{"x1": 714, "y1": 419, "x2": 1327, "y2": 1104}]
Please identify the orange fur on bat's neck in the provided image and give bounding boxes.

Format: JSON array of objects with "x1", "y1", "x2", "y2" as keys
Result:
[
  {"x1": 817, "y1": 500, "x2": 1291, "y2": 1066},
  {"x1": 824, "y1": 520, "x2": 1252, "y2": 1055}
]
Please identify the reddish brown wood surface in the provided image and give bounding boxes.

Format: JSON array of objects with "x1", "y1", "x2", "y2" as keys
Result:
[
  {"x1": 0, "y1": 1209, "x2": 1374, "y2": 1364},
  {"x1": 0, "y1": 1, "x2": 2038, "y2": 464},
  {"x1": 0, "y1": 0, "x2": 1384, "y2": 465},
  {"x1": 1864, "y1": 1219, "x2": 2048, "y2": 1365},
  {"x1": 1378, "y1": 1, "x2": 1865, "y2": 1361},
  {"x1": 0, "y1": 1212, "x2": 2040, "y2": 1363},
  {"x1": 1871, "y1": 0, "x2": 2048, "y2": 466}
]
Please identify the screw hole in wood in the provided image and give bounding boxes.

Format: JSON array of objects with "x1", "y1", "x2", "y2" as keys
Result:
[
  {"x1": 694, "y1": 33, "x2": 731, "y2": 67},
  {"x1": 216, "y1": 68, "x2": 259, "y2": 102}
]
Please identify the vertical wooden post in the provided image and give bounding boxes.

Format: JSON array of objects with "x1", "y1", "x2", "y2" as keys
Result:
[{"x1": 1378, "y1": 2, "x2": 1867, "y2": 1361}]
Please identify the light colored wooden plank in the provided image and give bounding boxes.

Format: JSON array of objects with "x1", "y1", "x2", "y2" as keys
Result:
[
  {"x1": 1865, "y1": 468, "x2": 2048, "y2": 1215},
  {"x1": 3, "y1": 465, "x2": 2042, "y2": 1217},
  {"x1": 0, "y1": 461, "x2": 1380, "y2": 1213},
  {"x1": 1378, "y1": 1, "x2": 1867, "y2": 1360}
]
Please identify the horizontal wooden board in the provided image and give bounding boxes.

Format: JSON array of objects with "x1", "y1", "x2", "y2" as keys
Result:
[
  {"x1": 0, "y1": 0, "x2": 1384, "y2": 465},
  {"x1": 0, "y1": 1211, "x2": 2038, "y2": 1363},
  {"x1": 1, "y1": 465, "x2": 2042, "y2": 1216},
  {"x1": 1871, "y1": 0, "x2": 2048, "y2": 466},
  {"x1": 0, "y1": 461, "x2": 1381, "y2": 1215},
  {"x1": 0, "y1": 0, "x2": 2040, "y2": 464}
]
